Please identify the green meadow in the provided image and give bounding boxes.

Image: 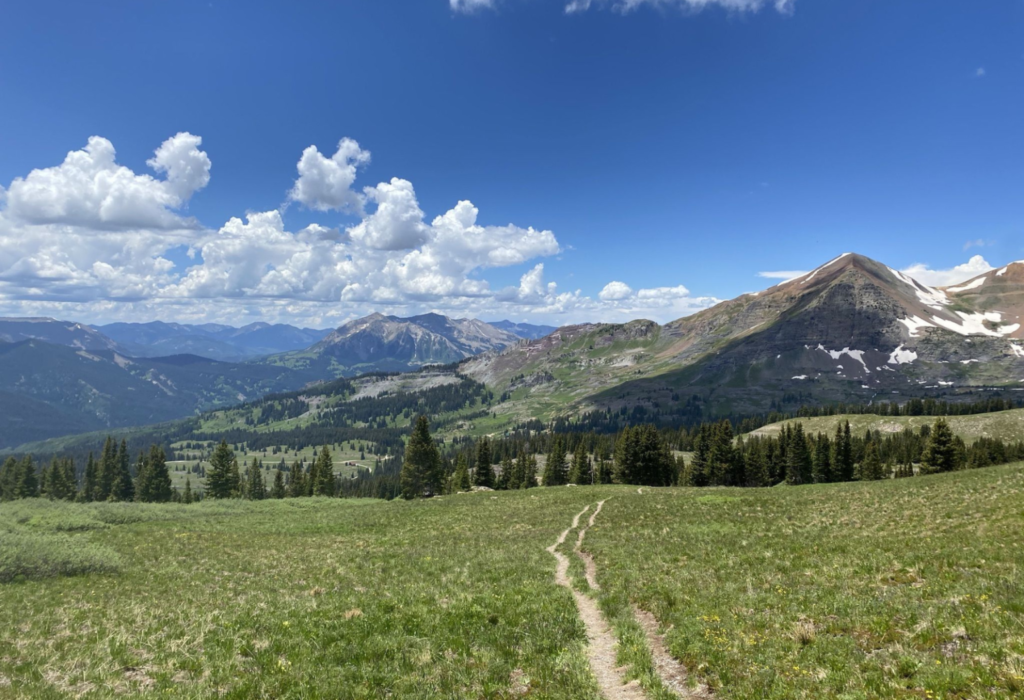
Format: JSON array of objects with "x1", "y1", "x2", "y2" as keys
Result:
[{"x1": 1, "y1": 464, "x2": 1022, "y2": 699}]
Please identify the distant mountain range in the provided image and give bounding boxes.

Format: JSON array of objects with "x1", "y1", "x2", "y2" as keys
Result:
[
  {"x1": 96, "y1": 321, "x2": 334, "y2": 361},
  {"x1": 464, "y1": 254, "x2": 1024, "y2": 422},
  {"x1": 261, "y1": 313, "x2": 525, "y2": 377},
  {"x1": 0, "y1": 314, "x2": 549, "y2": 447},
  {"x1": 12, "y1": 254, "x2": 1024, "y2": 452},
  {"x1": 488, "y1": 321, "x2": 557, "y2": 340}
]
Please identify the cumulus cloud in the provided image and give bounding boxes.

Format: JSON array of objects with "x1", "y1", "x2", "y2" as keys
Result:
[
  {"x1": 288, "y1": 138, "x2": 370, "y2": 213},
  {"x1": 902, "y1": 255, "x2": 994, "y2": 288},
  {"x1": 0, "y1": 132, "x2": 711, "y2": 327},
  {"x1": 599, "y1": 281, "x2": 633, "y2": 301},
  {"x1": 4, "y1": 133, "x2": 209, "y2": 231}
]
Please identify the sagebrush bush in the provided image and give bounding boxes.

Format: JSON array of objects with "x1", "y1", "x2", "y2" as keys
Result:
[{"x1": 0, "y1": 530, "x2": 121, "y2": 582}]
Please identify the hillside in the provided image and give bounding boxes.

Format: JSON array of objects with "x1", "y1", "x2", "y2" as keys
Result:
[
  {"x1": 0, "y1": 340, "x2": 306, "y2": 447},
  {"x1": 748, "y1": 407, "x2": 1024, "y2": 443},
  {"x1": 463, "y1": 253, "x2": 1024, "y2": 422},
  {"x1": 263, "y1": 313, "x2": 522, "y2": 378},
  {"x1": 0, "y1": 317, "x2": 126, "y2": 353}
]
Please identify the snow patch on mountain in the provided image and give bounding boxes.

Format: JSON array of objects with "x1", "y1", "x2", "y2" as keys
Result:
[
  {"x1": 888, "y1": 345, "x2": 918, "y2": 365},
  {"x1": 947, "y1": 276, "x2": 987, "y2": 293},
  {"x1": 817, "y1": 344, "x2": 869, "y2": 373},
  {"x1": 1010, "y1": 343, "x2": 1024, "y2": 358},
  {"x1": 899, "y1": 316, "x2": 935, "y2": 338},
  {"x1": 931, "y1": 311, "x2": 1020, "y2": 338}
]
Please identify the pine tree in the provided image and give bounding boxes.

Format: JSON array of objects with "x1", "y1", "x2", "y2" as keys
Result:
[
  {"x1": 288, "y1": 460, "x2": 306, "y2": 497},
  {"x1": 812, "y1": 433, "x2": 832, "y2": 483},
  {"x1": 568, "y1": 442, "x2": 589, "y2": 485},
  {"x1": 687, "y1": 424, "x2": 713, "y2": 487},
  {"x1": 496, "y1": 453, "x2": 513, "y2": 490},
  {"x1": 786, "y1": 424, "x2": 810, "y2": 485},
  {"x1": 271, "y1": 468, "x2": 286, "y2": 499},
  {"x1": 474, "y1": 438, "x2": 494, "y2": 488},
  {"x1": 921, "y1": 418, "x2": 959, "y2": 474},
  {"x1": 183, "y1": 477, "x2": 194, "y2": 504},
  {"x1": 312, "y1": 446, "x2": 335, "y2": 496},
  {"x1": 747, "y1": 440, "x2": 770, "y2": 487},
  {"x1": 96, "y1": 436, "x2": 116, "y2": 501},
  {"x1": 522, "y1": 452, "x2": 538, "y2": 489},
  {"x1": 709, "y1": 421, "x2": 736, "y2": 486},
  {"x1": 80, "y1": 452, "x2": 98, "y2": 502},
  {"x1": 860, "y1": 441, "x2": 884, "y2": 480},
  {"x1": 246, "y1": 458, "x2": 266, "y2": 500},
  {"x1": 543, "y1": 436, "x2": 568, "y2": 486},
  {"x1": 110, "y1": 440, "x2": 135, "y2": 502},
  {"x1": 832, "y1": 421, "x2": 854, "y2": 482},
  {"x1": 206, "y1": 440, "x2": 240, "y2": 499},
  {"x1": 452, "y1": 454, "x2": 471, "y2": 492},
  {"x1": 138, "y1": 445, "x2": 172, "y2": 502},
  {"x1": 401, "y1": 416, "x2": 443, "y2": 499},
  {"x1": 0, "y1": 456, "x2": 17, "y2": 501}
]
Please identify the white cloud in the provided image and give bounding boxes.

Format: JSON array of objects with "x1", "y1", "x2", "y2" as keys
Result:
[
  {"x1": 0, "y1": 132, "x2": 711, "y2": 327},
  {"x1": 599, "y1": 281, "x2": 633, "y2": 301},
  {"x1": 288, "y1": 138, "x2": 370, "y2": 213},
  {"x1": 902, "y1": 255, "x2": 994, "y2": 288},
  {"x1": 976, "y1": 67, "x2": 986, "y2": 78},
  {"x1": 757, "y1": 270, "x2": 809, "y2": 281},
  {"x1": 473, "y1": 0, "x2": 798, "y2": 15},
  {"x1": 348, "y1": 178, "x2": 431, "y2": 250},
  {"x1": 4, "y1": 133, "x2": 209, "y2": 231},
  {"x1": 450, "y1": 0, "x2": 495, "y2": 11}
]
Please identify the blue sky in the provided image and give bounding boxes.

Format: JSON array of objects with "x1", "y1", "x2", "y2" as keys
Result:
[{"x1": 0, "y1": 0, "x2": 1020, "y2": 327}]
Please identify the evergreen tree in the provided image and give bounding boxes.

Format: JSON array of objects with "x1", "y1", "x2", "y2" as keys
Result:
[
  {"x1": 747, "y1": 440, "x2": 770, "y2": 487},
  {"x1": 138, "y1": 445, "x2": 172, "y2": 503},
  {"x1": 496, "y1": 453, "x2": 514, "y2": 490},
  {"x1": 568, "y1": 442, "x2": 589, "y2": 484},
  {"x1": 182, "y1": 477, "x2": 194, "y2": 504},
  {"x1": 543, "y1": 436, "x2": 568, "y2": 486},
  {"x1": 271, "y1": 468, "x2": 286, "y2": 499},
  {"x1": 594, "y1": 456, "x2": 612, "y2": 485},
  {"x1": 400, "y1": 416, "x2": 443, "y2": 499},
  {"x1": 786, "y1": 424, "x2": 810, "y2": 485},
  {"x1": 96, "y1": 436, "x2": 116, "y2": 501},
  {"x1": 78, "y1": 454, "x2": 98, "y2": 503},
  {"x1": 0, "y1": 456, "x2": 17, "y2": 501},
  {"x1": 245, "y1": 458, "x2": 266, "y2": 500},
  {"x1": 206, "y1": 440, "x2": 241, "y2": 499},
  {"x1": 474, "y1": 438, "x2": 494, "y2": 488},
  {"x1": 686, "y1": 424, "x2": 713, "y2": 487},
  {"x1": 709, "y1": 420, "x2": 737, "y2": 486},
  {"x1": 522, "y1": 452, "x2": 538, "y2": 489},
  {"x1": 312, "y1": 446, "x2": 335, "y2": 496},
  {"x1": 288, "y1": 460, "x2": 307, "y2": 497},
  {"x1": 452, "y1": 454, "x2": 472, "y2": 492},
  {"x1": 110, "y1": 440, "x2": 135, "y2": 502},
  {"x1": 831, "y1": 421, "x2": 854, "y2": 482},
  {"x1": 812, "y1": 433, "x2": 832, "y2": 483},
  {"x1": 921, "y1": 418, "x2": 959, "y2": 474},
  {"x1": 860, "y1": 440, "x2": 884, "y2": 480}
]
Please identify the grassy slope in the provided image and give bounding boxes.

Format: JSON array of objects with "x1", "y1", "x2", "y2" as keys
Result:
[
  {"x1": 587, "y1": 466, "x2": 1024, "y2": 699},
  {"x1": 2, "y1": 465, "x2": 1022, "y2": 698},
  {"x1": 748, "y1": 408, "x2": 1024, "y2": 443}
]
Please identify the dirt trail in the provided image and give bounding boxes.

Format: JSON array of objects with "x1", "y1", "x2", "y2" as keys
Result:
[
  {"x1": 549, "y1": 503, "x2": 644, "y2": 700},
  {"x1": 564, "y1": 498, "x2": 711, "y2": 700}
]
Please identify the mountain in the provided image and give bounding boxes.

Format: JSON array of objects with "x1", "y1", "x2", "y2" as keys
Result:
[
  {"x1": 264, "y1": 313, "x2": 522, "y2": 378},
  {"x1": 463, "y1": 253, "x2": 1024, "y2": 422},
  {"x1": 490, "y1": 320, "x2": 558, "y2": 340},
  {"x1": 0, "y1": 317, "x2": 126, "y2": 353},
  {"x1": 97, "y1": 321, "x2": 332, "y2": 361},
  {"x1": 0, "y1": 339, "x2": 306, "y2": 447}
]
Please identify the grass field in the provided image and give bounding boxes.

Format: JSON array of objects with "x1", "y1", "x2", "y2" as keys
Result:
[
  {"x1": 749, "y1": 408, "x2": 1024, "y2": 443},
  {"x1": 1, "y1": 465, "x2": 1022, "y2": 698}
]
